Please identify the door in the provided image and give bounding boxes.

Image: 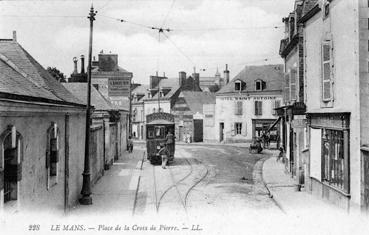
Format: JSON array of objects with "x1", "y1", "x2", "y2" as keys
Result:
[
  {"x1": 179, "y1": 126, "x2": 184, "y2": 142},
  {"x1": 193, "y1": 119, "x2": 203, "y2": 142},
  {"x1": 219, "y1": 122, "x2": 224, "y2": 142},
  {"x1": 289, "y1": 128, "x2": 295, "y2": 176}
]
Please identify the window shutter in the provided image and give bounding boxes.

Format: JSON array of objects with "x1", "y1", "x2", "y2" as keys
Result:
[
  {"x1": 235, "y1": 101, "x2": 242, "y2": 115},
  {"x1": 46, "y1": 150, "x2": 50, "y2": 169},
  {"x1": 231, "y1": 123, "x2": 235, "y2": 136},
  {"x1": 254, "y1": 101, "x2": 258, "y2": 115},
  {"x1": 284, "y1": 73, "x2": 290, "y2": 103},
  {"x1": 322, "y1": 41, "x2": 333, "y2": 101},
  {"x1": 290, "y1": 69, "x2": 297, "y2": 100},
  {"x1": 258, "y1": 101, "x2": 263, "y2": 115},
  {"x1": 234, "y1": 102, "x2": 238, "y2": 115},
  {"x1": 242, "y1": 123, "x2": 247, "y2": 136}
]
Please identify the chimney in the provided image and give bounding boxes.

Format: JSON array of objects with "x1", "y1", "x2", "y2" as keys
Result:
[
  {"x1": 80, "y1": 55, "x2": 85, "y2": 74},
  {"x1": 12, "y1": 31, "x2": 17, "y2": 42},
  {"x1": 224, "y1": 64, "x2": 230, "y2": 84},
  {"x1": 179, "y1": 71, "x2": 186, "y2": 87},
  {"x1": 73, "y1": 57, "x2": 78, "y2": 74}
]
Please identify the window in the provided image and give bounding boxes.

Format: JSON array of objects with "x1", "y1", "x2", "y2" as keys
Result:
[
  {"x1": 322, "y1": 41, "x2": 333, "y2": 101},
  {"x1": 132, "y1": 108, "x2": 137, "y2": 122},
  {"x1": 46, "y1": 123, "x2": 59, "y2": 188},
  {"x1": 254, "y1": 101, "x2": 262, "y2": 115},
  {"x1": 290, "y1": 69, "x2": 297, "y2": 101},
  {"x1": 235, "y1": 81, "x2": 241, "y2": 91},
  {"x1": 235, "y1": 123, "x2": 242, "y2": 135},
  {"x1": 255, "y1": 81, "x2": 262, "y2": 91},
  {"x1": 2, "y1": 126, "x2": 22, "y2": 203},
  {"x1": 153, "y1": 108, "x2": 156, "y2": 113},
  {"x1": 321, "y1": 129, "x2": 348, "y2": 192},
  {"x1": 234, "y1": 101, "x2": 243, "y2": 115},
  {"x1": 272, "y1": 100, "x2": 281, "y2": 115}
]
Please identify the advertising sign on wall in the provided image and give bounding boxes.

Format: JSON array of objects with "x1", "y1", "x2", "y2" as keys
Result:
[{"x1": 108, "y1": 77, "x2": 130, "y2": 97}]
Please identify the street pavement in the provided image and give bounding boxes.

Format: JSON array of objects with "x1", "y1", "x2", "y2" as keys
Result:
[
  {"x1": 68, "y1": 145, "x2": 145, "y2": 216},
  {"x1": 64, "y1": 142, "x2": 369, "y2": 235}
]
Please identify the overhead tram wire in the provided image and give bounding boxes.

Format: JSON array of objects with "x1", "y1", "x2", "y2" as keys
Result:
[
  {"x1": 161, "y1": 0, "x2": 176, "y2": 28},
  {"x1": 162, "y1": 32, "x2": 195, "y2": 67}
]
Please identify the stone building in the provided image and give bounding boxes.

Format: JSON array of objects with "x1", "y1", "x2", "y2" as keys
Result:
[
  {"x1": 301, "y1": 0, "x2": 369, "y2": 211},
  {"x1": 131, "y1": 84, "x2": 149, "y2": 140},
  {"x1": 277, "y1": 0, "x2": 314, "y2": 186},
  {"x1": 212, "y1": 65, "x2": 284, "y2": 144},
  {"x1": 63, "y1": 83, "x2": 128, "y2": 171},
  {"x1": 0, "y1": 33, "x2": 87, "y2": 213},
  {"x1": 172, "y1": 91, "x2": 215, "y2": 142}
]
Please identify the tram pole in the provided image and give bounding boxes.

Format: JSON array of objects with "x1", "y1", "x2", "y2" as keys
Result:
[{"x1": 79, "y1": 5, "x2": 96, "y2": 205}]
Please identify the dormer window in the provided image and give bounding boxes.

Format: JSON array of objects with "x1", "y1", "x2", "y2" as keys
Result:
[
  {"x1": 148, "y1": 92, "x2": 152, "y2": 99},
  {"x1": 235, "y1": 81, "x2": 242, "y2": 91},
  {"x1": 255, "y1": 80, "x2": 266, "y2": 91}
]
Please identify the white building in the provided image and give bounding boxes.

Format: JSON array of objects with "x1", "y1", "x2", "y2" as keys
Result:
[
  {"x1": 211, "y1": 65, "x2": 284, "y2": 144},
  {"x1": 302, "y1": 0, "x2": 369, "y2": 211}
]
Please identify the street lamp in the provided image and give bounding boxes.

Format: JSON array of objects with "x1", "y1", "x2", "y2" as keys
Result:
[{"x1": 79, "y1": 5, "x2": 96, "y2": 205}]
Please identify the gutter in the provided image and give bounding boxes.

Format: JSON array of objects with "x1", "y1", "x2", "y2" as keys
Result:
[{"x1": 0, "y1": 92, "x2": 86, "y2": 108}]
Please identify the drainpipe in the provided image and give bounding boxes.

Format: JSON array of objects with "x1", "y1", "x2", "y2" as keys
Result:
[{"x1": 64, "y1": 114, "x2": 70, "y2": 213}]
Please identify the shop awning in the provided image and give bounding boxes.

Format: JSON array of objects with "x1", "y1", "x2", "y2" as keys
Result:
[{"x1": 267, "y1": 117, "x2": 282, "y2": 133}]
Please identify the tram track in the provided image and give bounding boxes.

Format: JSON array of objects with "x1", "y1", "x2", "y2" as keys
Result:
[{"x1": 152, "y1": 151, "x2": 210, "y2": 213}]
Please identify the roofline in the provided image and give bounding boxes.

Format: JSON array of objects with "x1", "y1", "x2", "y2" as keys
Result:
[
  {"x1": 0, "y1": 92, "x2": 86, "y2": 108},
  {"x1": 298, "y1": 4, "x2": 321, "y2": 24},
  {"x1": 216, "y1": 90, "x2": 283, "y2": 96}
]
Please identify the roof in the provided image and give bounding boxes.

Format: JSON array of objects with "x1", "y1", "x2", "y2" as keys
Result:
[
  {"x1": 63, "y1": 83, "x2": 115, "y2": 111},
  {"x1": 0, "y1": 40, "x2": 84, "y2": 106},
  {"x1": 181, "y1": 91, "x2": 216, "y2": 114},
  {"x1": 158, "y1": 78, "x2": 179, "y2": 88},
  {"x1": 216, "y1": 64, "x2": 284, "y2": 95},
  {"x1": 144, "y1": 78, "x2": 181, "y2": 101},
  {"x1": 132, "y1": 84, "x2": 149, "y2": 95}
]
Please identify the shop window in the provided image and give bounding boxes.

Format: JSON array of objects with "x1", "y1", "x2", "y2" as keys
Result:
[
  {"x1": 254, "y1": 101, "x2": 263, "y2": 115},
  {"x1": 46, "y1": 123, "x2": 59, "y2": 188},
  {"x1": 321, "y1": 129, "x2": 348, "y2": 192},
  {"x1": 234, "y1": 101, "x2": 243, "y2": 115},
  {"x1": 1, "y1": 126, "x2": 23, "y2": 204},
  {"x1": 235, "y1": 123, "x2": 242, "y2": 135}
]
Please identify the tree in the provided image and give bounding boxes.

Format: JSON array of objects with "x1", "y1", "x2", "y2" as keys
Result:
[{"x1": 47, "y1": 67, "x2": 67, "y2": 82}]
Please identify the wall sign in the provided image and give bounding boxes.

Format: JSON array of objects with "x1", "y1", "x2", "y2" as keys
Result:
[
  {"x1": 108, "y1": 77, "x2": 130, "y2": 97},
  {"x1": 220, "y1": 96, "x2": 278, "y2": 101}
]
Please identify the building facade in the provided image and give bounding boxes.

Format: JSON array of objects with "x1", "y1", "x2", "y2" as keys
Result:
[
  {"x1": 278, "y1": 0, "x2": 315, "y2": 186},
  {"x1": 0, "y1": 34, "x2": 87, "y2": 213},
  {"x1": 212, "y1": 65, "x2": 284, "y2": 144},
  {"x1": 301, "y1": 0, "x2": 369, "y2": 211}
]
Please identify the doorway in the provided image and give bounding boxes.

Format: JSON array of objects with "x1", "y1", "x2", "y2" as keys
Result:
[
  {"x1": 219, "y1": 122, "x2": 224, "y2": 142},
  {"x1": 3, "y1": 132, "x2": 20, "y2": 204}
]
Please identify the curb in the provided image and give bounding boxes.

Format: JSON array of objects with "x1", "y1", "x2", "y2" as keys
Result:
[{"x1": 260, "y1": 157, "x2": 287, "y2": 214}]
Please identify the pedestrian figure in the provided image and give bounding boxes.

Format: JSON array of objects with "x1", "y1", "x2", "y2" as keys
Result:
[
  {"x1": 277, "y1": 147, "x2": 284, "y2": 162},
  {"x1": 165, "y1": 131, "x2": 175, "y2": 157},
  {"x1": 127, "y1": 136, "x2": 133, "y2": 153},
  {"x1": 157, "y1": 143, "x2": 169, "y2": 169},
  {"x1": 261, "y1": 132, "x2": 267, "y2": 148},
  {"x1": 266, "y1": 133, "x2": 270, "y2": 148}
]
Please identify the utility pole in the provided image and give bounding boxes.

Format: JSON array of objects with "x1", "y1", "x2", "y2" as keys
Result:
[{"x1": 79, "y1": 5, "x2": 96, "y2": 205}]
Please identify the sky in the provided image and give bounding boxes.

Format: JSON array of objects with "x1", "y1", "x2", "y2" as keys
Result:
[{"x1": 0, "y1": 0, "x2": 295, "y2": 84}]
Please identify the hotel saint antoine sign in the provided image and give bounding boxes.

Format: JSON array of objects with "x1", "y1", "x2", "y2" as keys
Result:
[
  {"x1": 220, "y1": 96, "x2": 277, "y2": 101},
  {"x1": 108, "y1": 77, "x2": 130, "y2": 97}
]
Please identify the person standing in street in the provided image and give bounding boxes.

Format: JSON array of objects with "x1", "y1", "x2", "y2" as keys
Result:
[
  {"x1": 157, "y1": 143, "x2": 169, "y2": 169},
  {"x1": 165, "y1": 131, "x2": 174, "y2": 157},
  {"x1": 127, "y1": 136, "x2": 133, "y2": 153}
]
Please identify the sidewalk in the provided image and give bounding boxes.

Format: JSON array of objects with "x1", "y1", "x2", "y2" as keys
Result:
[
  {"x1": 262, "y1": 155, "x2": 343, "y2": 214},
  {"x1": 69, "y1": 147, "x2": 145, "y2": 216}
]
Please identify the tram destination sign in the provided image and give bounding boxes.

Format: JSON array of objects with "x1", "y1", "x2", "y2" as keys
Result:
[
  {"x1": 108, "y1": 77, "x2": 130, "y2": 97},
  {"x1": 146, "y1": 112, "x2": 174, "y2": 123}
]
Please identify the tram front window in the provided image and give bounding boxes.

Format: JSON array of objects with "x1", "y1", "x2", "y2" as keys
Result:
[{"x1": 155, "y1": 126, "x2": 165, "y2": 138}]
